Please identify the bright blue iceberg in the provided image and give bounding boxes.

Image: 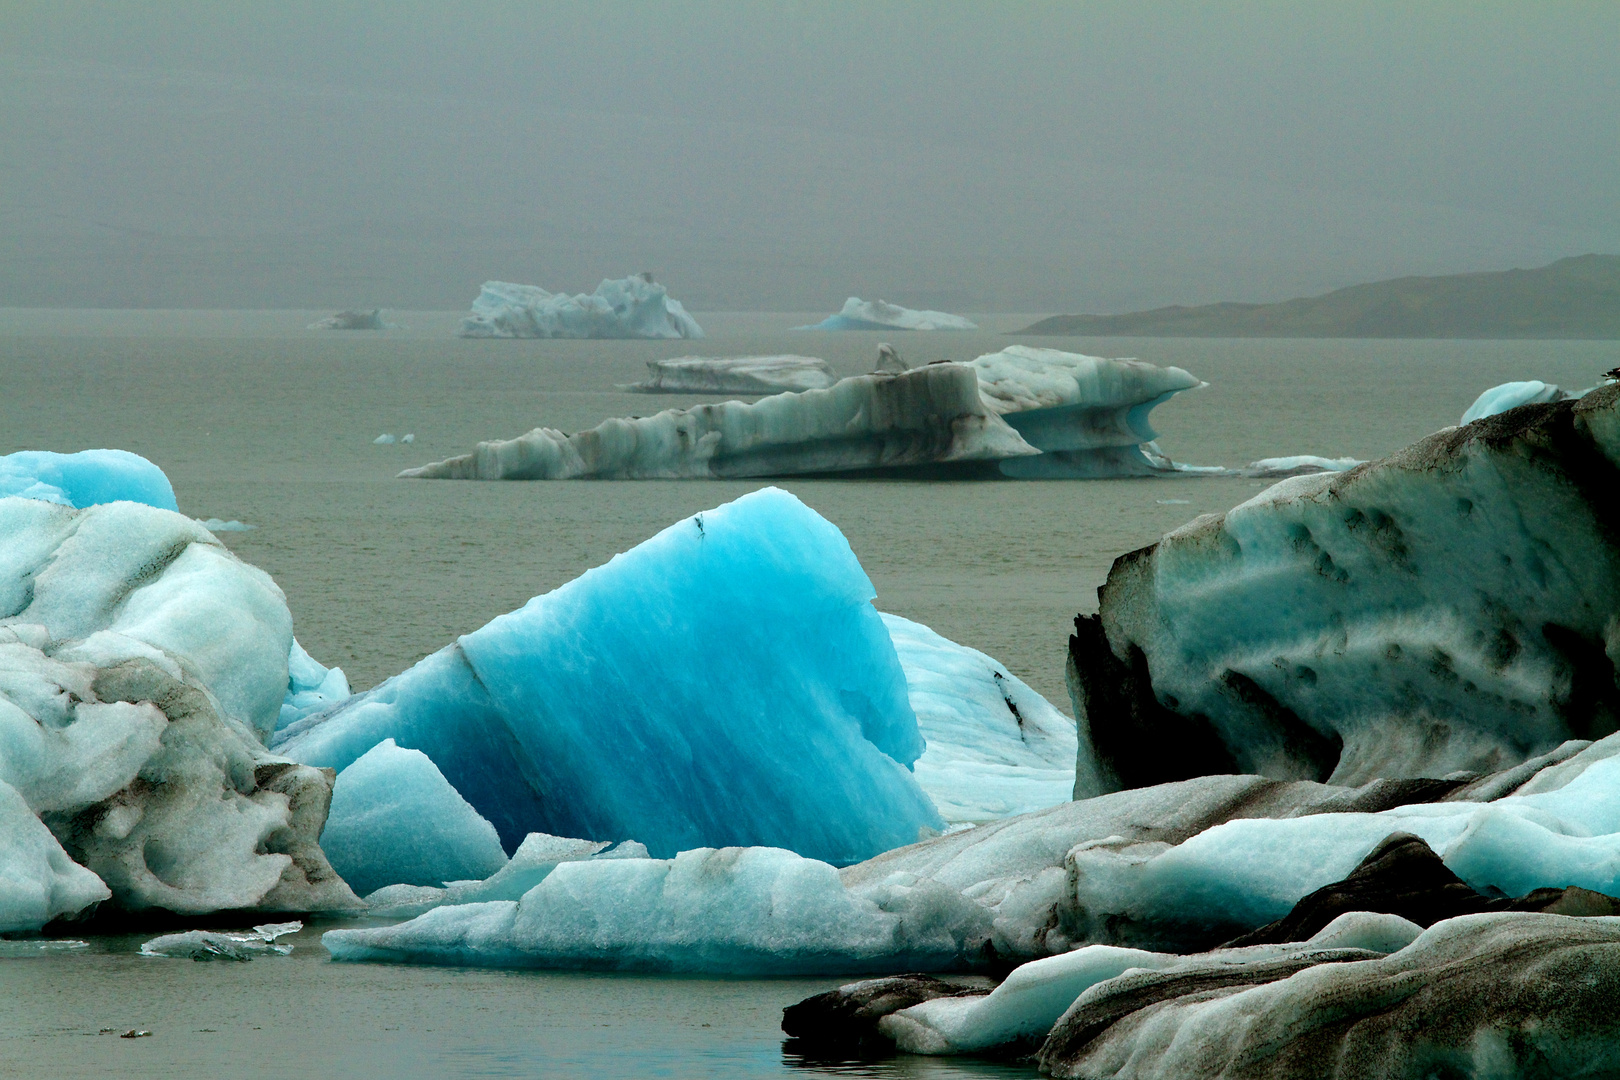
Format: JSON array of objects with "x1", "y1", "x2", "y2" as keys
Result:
[
  {"x1": 321, "y1": 740, "x2": 508, "y2": 896},
  {"x1": 0, "y1": 449, "x2": 177, "y2": 511},
  {"x1": 1459, "y1": 380, "x2": 1574, "y2": 424},
  {"x1": 274, "y1": 488, "x2": 943, "y2": 864}
]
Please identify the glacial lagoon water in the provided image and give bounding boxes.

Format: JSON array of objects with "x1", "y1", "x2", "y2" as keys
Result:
[{"x1": 2, "y1": 309, "x2": 1617, "y2": 1078}]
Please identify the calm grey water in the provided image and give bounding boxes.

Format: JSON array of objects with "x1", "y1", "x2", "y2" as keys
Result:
[{"x1": 2, "y1": 310, "x2": 1616, "y2": 1078}]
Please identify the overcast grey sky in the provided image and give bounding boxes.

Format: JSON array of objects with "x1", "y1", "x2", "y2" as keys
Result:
[{"x1": 3, "y1": 1, "x2": 1616, "y2": 311}]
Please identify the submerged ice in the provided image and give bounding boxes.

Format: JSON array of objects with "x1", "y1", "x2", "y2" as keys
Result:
[{"x1": 458, "y1": 275, "x2": 703, "y2": 339}]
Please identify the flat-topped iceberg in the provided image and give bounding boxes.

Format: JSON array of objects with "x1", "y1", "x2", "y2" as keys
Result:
[
  {"x1": 620, "y1": 355, "x2": 836, "y2": 394},
  {"x1": 275, "y1": 488, "x2": 944, "y2": 865},
  {"x1": 798, "y1": 298, "x2": 978, "y2": 332},
  {"x1": 306, "y1": 309, "x2": 391, "y2": 331},
  {"x1": 0, "y1": 449, "x2": 177, "y2": 511},
  {"x1": 458, "y1": 274, "x2": 703, "y2": 339},
  {"x1": 398, "y1": 363, "x2": 1037, "y2": 481}
]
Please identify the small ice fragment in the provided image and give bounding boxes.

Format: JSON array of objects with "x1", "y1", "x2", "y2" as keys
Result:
[
  {"x1": 139, "y1": 920, "x2": 302, "y2": 961},
  {"x1": 120, "y1": 1030, "x2": 152, "y2": 1039},
  {"x1": 373, "y1": 434, "x2": 396, "y2": 445},
  {"x1": 1156, "y1": 499, "x2": 1191, "y2": 505},
  {"x1": 199, "y1": 518, "x2": 255, "y2": 532},
  {"x1": 0, "y1": 939, "x2": 90, "y2": 957},
  {"x1": 401, "y1": 434, "x2": 415, "y2": 444}
]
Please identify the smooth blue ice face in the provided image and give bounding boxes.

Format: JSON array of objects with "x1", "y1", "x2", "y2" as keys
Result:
[
  {"x1": 1458, "y1": 380, "x2": 1571, "y2": 424},
  {"x1": 0, "y1": 450, "x2": 177, "y2": 511},
  {"x1": 277, "y1": 487, "x2": 942, "y2": 864}
]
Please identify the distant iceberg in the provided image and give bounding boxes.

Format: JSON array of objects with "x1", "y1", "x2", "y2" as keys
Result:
[
  {"x1": 458, "y1": 274, "x2": 703, "y2": 339},
  {"x1": 399, "y1": 363, "x2": 1037, "y2": 481},
  {"x1": 798, "y1": 298, "x2": 978, "y2": 332},
  {"x1": 274, "y1": 488, "x2": 945, "y2": 865},
  {"x1": 307, "y1": 309, "x2": 394, "y2": 331},
  {"x1": 621, "y1": 355, "x2": 836, "y2": 394},
  {"x1": 0, "y1": 449, "x2": 177, "y2": 511}
]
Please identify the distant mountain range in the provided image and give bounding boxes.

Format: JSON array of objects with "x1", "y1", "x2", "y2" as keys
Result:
[{"x1": 1017, "y1": 255, "x2": 1620, "y2": 338}]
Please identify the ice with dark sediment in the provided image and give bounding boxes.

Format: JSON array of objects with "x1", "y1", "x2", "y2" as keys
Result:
[
  {"x1": 796, "y1": 298, "x2": 978, "y2": 332},
  {"x1": 620, "y1": 355, "x2": 837, "y2": 394},
  {"x1": 458, "y1": 274, "x2": 703, "y2": 339}
]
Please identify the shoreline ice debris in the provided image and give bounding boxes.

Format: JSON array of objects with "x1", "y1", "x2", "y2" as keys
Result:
[
  {"x1": 0, "y1": 449, "x2": 177, "y2": 511},
  {"x1": 620, "y1": 355, "x2": 837, "y2": 394},
  {"x1": 274, "y1": 488, "x2": 944, "y2": 865},
  {"x1": 1069, "y1": 381, "x2": 1620, "y2": 791},
  {"x1": 141, "y1": 920, "x2": 301, "y2": 961},
  {"x1": 797, "y1": 298, "x2": 978, "y2": 332},
  {"x1": 458, "y1": 274, "x2": 703, "y2": 339},
  {"x1": 399, "y1": 347, "x2": 1247, "y2": 481},
  {"x1": 0, "y1": 495, "x2": 361, "y2": 932}
]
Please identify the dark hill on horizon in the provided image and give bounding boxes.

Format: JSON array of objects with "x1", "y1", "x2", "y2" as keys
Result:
[{"x1": 1017, "y1": 255, "x2": 1620, "y2": 338}]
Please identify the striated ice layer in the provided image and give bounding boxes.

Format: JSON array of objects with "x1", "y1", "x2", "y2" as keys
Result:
[
  {"x1": 274, "y1": 488, "x2": 944, "y2": 865},
  {"x1": 798, "y1": 298, "x2": 978, "y2": 332},
  {"x1": 458, "y1": 275, "x2": 703, "y2": 339},
  {"x1": 0, "y1": 449, "x2": 177, "y2": 511},
  {"x1": 883, "y1": 614, "x2": 1088, "y2": 821},
  {"x1": 323, "y1": 844, "x2": 991, "y2": 974},
  {"x1": 620, "y1": 355, "x2": 837, "y2": 394},
  {"x1": 399, "y1": 363, "x2": 1037, "y2": 480},
  {"x1": 321, "y1": 740, "x2": 508, "y2": 896}
]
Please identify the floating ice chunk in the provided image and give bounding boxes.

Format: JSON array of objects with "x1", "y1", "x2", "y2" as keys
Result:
[
  {"x1": 798, "y1": 298, "x2": 977, "y2": 332},
  {"x1": 401, "y1": 433, "x2": 414, "y2": 444},
  {"x1": 459, "y1": 275, "x2": 703, "y2": 339},
  {"x1": 278, "y1": 638, "x2": 350, "y2": 731},
  {"x1": 373, "y1": 434, "x2": 396, "y2": 445},
  {"x1": 1240, "y1": 455, "x2": 1362, "y2": 477},
  {"x1": 0, "y1": 449, "x2": 177, "y2": 511},
  {"x1": 0, "y1": 778, "x2": 111, "y2": 934},
  {"x1": 199, "y1": 518, "x2": 255, "y2": 532},
  {"x1": 276, "y1": 488, "x2": 944, "y2": 864},
  {"x1": 307, "y1": 309, "x2": 390, "y2": 331},
  {"x1": 399, "y1": 363, "x2": 1036, "y2": 481},
  {"x1": 323, "y1": 845, "x2": 989, "y2": 974},
  {"x1": 1460, "y1": 380, "x2": 1573, "y2": 424},
  {"x1": 882, "y1": 613, "x2": 1087, "y2": 821},
  {"x1": 321, "y1": 740, "x2": 508, "y2": 896},
  {"x1": 621, "y1": 355, "x2": 837, "y2": 394},
  {"x1": 0, "y1": 938, "x2": 90, "y2": 957},
  {"x1": 140, "y1": 920, "x2": 301, "y2": 961}
]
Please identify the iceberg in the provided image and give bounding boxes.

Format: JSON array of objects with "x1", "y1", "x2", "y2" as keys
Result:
[
  {"x1": 884, "y1": 613, "x2": 1088, "y2": 821},
  {"x1": 0, "y1": 495, "x2": 359, "y2": 930},
  {"x1": 321, "y1": 740, "x2": 508, "y2": 896},
  {"x1": 458, "y1": 275, "x2": 703, "y2": 339},
  {"x1": 398, "y1": 363, "x2": 1037, "y2": 481},
  {"x1": 274, "y1": 488, "x2": 944, "y2": 865},
  {"x1": 140, "y1": 920, "x2": 301, "y2": 961},
  {"x1": 0, "y1": 449, "x2": 177, "y2": 511},
  {"x1": 619, "y1": 355, "x2": 837, "y2": 394},
  {"x1": 1459, "y1": 379, "x2": 1574, "y2": 424},
  {"x1": 278, "y1": 638, "x2": 351, "y2": 731},
  {"x1": 0, "y1": 777, "x2": 111, "y2": 934},
  {"x1": 306, "y1": 309, "x2": 390, "y2": 331},
  {"x1": 798, "y1": 298, "x2": 978, "y2": 332},
  {"x1": 1239, "y1": 454, "x2": 1362, "y2": 477},
  {"x1": 1068, "y1": 382, "x2": 1620, "y2": 790}
]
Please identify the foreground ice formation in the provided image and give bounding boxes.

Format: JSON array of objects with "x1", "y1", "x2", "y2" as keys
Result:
[
  {"x1": 0, "y1": 496, "x2": 360, "y2": 931},
  {"x1": 399, "y1": 347, "x2": 1222, "y2": 481},
  {"x1": 1068, "y1": 382, "x2": 1620, "y2": 790},
  {"x1": 798, "y1": 298, "x2": 978, "y2": 332},
  {"x1": 0, "y1": 449, "x2": 177, "y2": 511},
  {"x1": 399, "y1": 362, "x2": 1038, "y2": 480},
  {"x1": 306, "y1": 309, "x2": 389, "y2": 331},
  {"x1": 620, "y1": 355, "x2": 837, "y2": 394},
  {"x1": 140, "y1": 920, "x2": 301, "y2": 961},
  {"x1": 884, "y1": 614, "x2": 1086, "y2": 821},
  {"x1": 275, "y1": 488, "x2": 944, "y2": 865},
  {"x1": 458, "y1": 275, "x2": 703, "y2": 339}
]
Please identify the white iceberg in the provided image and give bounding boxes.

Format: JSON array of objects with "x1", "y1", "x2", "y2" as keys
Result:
[
  {"x1": 1239, "y1": 454, "x2": 1362, "y2": 477},
  {"x1": 359, "y1": 832, "x2": 625, "y2": 918},
  {"x1": 458, "y1": 275, "x2": 703, "y2": 339},
  {"x1": 321, "y1": 740, "x2": 508, "y2": 896},
  {"x1": 0, "y1": 777, "x2": 111, "y2": 934},
  {"x1": 620, "y1": 355, "x2": 837, "y2": 394},
  {"x1": 0, "y1": 495, "x2": 360, "y2": 930},
  {"x1": 885, "y1": 613, "x2": 1087, "y2": 822},
  {"x1": 140, "y1": 920, "x2": 301, "y2": 960},
  {"x1": 798, "y1": 298, "x2": 978, "y2": 332},
  {"x1": 0, "y1": 449, "x2": 177, "y2": 511},
  {"x1": 398, "y1": 363, "x2": 1037, "y2": 481},
  {"x1": 274, "y1": 488, "x2": 944, "y2": 866}
]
